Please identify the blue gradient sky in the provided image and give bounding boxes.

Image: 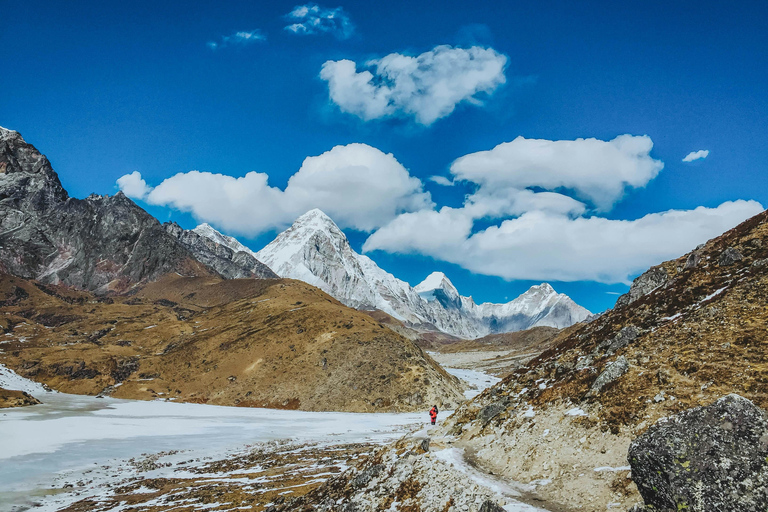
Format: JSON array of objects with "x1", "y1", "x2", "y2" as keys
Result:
[{"x1": 2, "y1": 0, "x2": 766, "y2": 312}]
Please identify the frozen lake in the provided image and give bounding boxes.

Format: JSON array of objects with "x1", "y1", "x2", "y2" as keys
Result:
[
  {"x1": 0, "y1": 361, "x2": 502, "y2": 511},
  {"x1": 0, "y1": 364, "x2": 431, "y2": 511}
]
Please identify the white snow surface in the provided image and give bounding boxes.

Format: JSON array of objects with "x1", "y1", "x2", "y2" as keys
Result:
[
  {"x1": 193, "y1": 223, "x2": 258, "y2": 257},
  {"x1": 0, "y1": 391, "x2": 426, "y2": 511},
  {"x1": 0, "y1": 363, "x2": 51, "y2": 395},
  {"x1": 253, "y1": 209, "x2": 591, "y2": 339},
  {"x1": 442, "y1": 367, "x2": 501, "y2": 399}
]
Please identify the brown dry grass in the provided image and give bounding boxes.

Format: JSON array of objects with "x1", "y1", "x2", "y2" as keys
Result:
[{"x1": 0, "y1": 273, "x2": 463, "y2": 412}]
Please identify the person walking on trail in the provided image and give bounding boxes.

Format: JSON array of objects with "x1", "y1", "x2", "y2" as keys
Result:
[{"x1": 429, "y1": 405, "x2": 438, "y2": 425}]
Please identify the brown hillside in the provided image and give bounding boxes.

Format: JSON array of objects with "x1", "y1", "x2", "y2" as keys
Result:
[
  {"x1": 436, "y1": 209, "x2": 768, "y2": 509},
  {"x1": 0, "y1": 274, "x2": 463, "y2": 412},
  {"x1": 437, "y1": 325, "x2": 563, "y2": 353}
]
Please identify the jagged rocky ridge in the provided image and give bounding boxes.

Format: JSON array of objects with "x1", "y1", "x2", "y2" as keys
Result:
[
  {"x1": 164, "y1": 222, "x2": 277, "y2": 279},
  {"x1": 0, "y1": 127, "x2": 216, "y2": 292},
  {"x1": 229, "y1": 209, "x2": 592, "y2": 339},
  {"x1": 0, "y1": 126, "x2": 277, "y2": 292}
]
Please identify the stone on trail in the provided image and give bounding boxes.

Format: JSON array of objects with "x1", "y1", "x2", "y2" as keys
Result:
[{"x1": 628, "y1": 394, "x2": 768, "y2": 511}]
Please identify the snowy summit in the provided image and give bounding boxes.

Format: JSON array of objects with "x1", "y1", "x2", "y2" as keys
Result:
[{"x1": 253, "y1": 209, "x2": 591, "y2": 338}]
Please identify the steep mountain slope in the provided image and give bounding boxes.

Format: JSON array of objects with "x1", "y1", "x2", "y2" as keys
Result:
[
  {"x1": 164, "y1": 222, "x2": 277, "y2": 279},
  {"x1": 0, "y1": 272, "x2": 463, "y2": 412},
  {"x1": 251, "y1": 209, "x2": 590, "y2": 339},
  {"x1": 0, "y1": 127, "x2": 215, "y2": 292},
  {"x1": 426, "y1": 208, "x2": 768, "y2": 509}
]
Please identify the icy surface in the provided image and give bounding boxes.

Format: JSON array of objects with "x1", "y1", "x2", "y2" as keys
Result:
[
  {"x1": 0, "y1": 392, "x2": 424, "y2": 511},
  {"x1": 442, "y1": 367, "x2": 501, "y2": 399},
  {"x1": 0, "y1": 363, "x2": 52, "y2": 395}
]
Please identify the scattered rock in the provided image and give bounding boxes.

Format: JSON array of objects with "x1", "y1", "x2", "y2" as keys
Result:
[
  {"x1": 478, "y1": 400, "x2": 508, "y2": 424},
  {"x1": 628, "y1": 394, "x2": 768, "y2": 511},
  {"x1": 589, "y1": 356, "x2": 629, "y2": 396},
  {"x1": 684, "y1": 251, "x2": 701, "y2": 269},
  {"x1": 718, "y1": 247, "x2": 743, "y2": 266},
  {"x1": 615, "y1": 267, "x2": 668, "y2": 308},
  {"x1": 351, "y1": 464, "x2": 385, "y2": 490},
  {"x1": 479, "y1": 500, "x2": 505, "y2": 512},
  {"x1": 604, "y1": 326, "x2": 640, "y2": 355}
]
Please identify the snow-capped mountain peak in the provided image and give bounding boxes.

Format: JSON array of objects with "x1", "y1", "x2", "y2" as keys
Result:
[
  {"x1": 253, "y1": 208, "x2": 591, "y2": 338},
  {"x1": 415, "y1": 272, "x2": 462, "y2": 309},
  {"x1": 193, "y1": 223, "x2": 256, "y2": 257}
]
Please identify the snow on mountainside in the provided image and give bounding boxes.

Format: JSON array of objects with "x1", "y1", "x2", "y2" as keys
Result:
[
  {"x1": 193, "y1": 223, "x2": 257, "y2": 257},
  {"x1": 248, "y1": 209, "x2": 591, "y2": 339}
]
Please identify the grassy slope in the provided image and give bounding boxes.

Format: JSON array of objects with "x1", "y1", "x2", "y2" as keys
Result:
[{"x1": 0, "y1": 274, "x2": 464, "y2": 412}]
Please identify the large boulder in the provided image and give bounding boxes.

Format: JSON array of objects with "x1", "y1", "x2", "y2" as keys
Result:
[
  {"x1": 615, "y1": 266, "x2": 668, "y2": 308},
  {"x1": 628, "y1": 394, "x2": 768, "y2": 511}
]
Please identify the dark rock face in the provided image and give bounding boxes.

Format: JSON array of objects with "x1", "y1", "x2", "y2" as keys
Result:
[
  {"x1": 478, "y1": 501, "x2": 505, "y2": 512},
  {"x1": 164, "y1": 222, "x2": 277, "y2": 279},
  {"x1": 615, "y1": 266, "x2": 668, "y2": 308},
  {"x1": 718, "y1": 246, "x2": 744, "y2": 266},
  {"x1": 0, "y1": 127, "x2": 217, "y2": 292},
  {"x1": 628, "y1": 394, "x2": 768, "y2": 511},
  {"x1": 589, "y1": 355, "x2": 628, "y2": 395}
]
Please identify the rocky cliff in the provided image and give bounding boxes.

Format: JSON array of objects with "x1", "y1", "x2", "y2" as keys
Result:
[
  {"x1": 163, "y1": 222, "x2": 277, "y2": 279},
  {"x1": 0, "y1": 127, "x2": 215, "y2": 292}
]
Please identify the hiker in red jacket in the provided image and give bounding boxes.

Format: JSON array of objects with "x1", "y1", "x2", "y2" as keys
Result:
[{"x1": 429, "y1": 405, "x2": 438, "y2": 425}]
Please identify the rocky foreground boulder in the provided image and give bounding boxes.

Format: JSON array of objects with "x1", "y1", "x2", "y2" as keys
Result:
[{"x1": 628, "y1": 394, "x2": 768, "y2": 511}]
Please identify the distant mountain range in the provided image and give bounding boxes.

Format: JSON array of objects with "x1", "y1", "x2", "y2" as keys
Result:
[
  {"x1": 0, "y1": 125, "x2": 589, "y2": 339},
  {"x1": 196, "y1": 208, "x2": 592, "y2": 339}
]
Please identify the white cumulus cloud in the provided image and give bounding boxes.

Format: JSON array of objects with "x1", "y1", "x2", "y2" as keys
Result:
[
  {"x1": 364, "y1": 200, "x2": 764, "y2": 284},
  {"x1": 363, "y1": 134, "x2": 763, "y2": 284},
  {"x1": 683, "y1": 149, "x2": 709, "y2": 162},
  {"x1": 117, "y1": 143, "x2": 431, "y2": 236},
  {"x1": 116, "y1": 171, "x2": 150, "y2": 199},
  {"x1": 428, "y1": 176, "x2": 454, "y2": 186},
  {"x1": 450, "y1": 135, "x2": 663, "y2": 211},
  {"x1": 208, "y1": 29, "x2": 266, "y2": 50},
  {"x1": 284, "y1": 4, "x2": 354, "y2": 39},
  {"x1": 320, "y1": 45, "x2": 507, "y2": 125}
]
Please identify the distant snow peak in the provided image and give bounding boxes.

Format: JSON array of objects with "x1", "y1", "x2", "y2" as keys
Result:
[
  {"x1": 254, "y1": 208, "x2": 591, "y2": 338},
  {"x1": 193, "y1": 223, "x2": 256, "y2": 257},
  {"x1": 415, "y1": 272, "x2": 462, "y2": 309}
]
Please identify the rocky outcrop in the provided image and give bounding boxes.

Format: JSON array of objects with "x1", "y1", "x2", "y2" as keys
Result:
[
  {"x1": 615, "y1": 266, "x2": 668, "y2": 308},
  {"x1": 0, "y1": 127, "x2": 215, "y2": 292},
  {"x1": 628, "y1": 394, "x2": 768, "y2": 511},
  {"x1": 163, "y1": 222, "x2": 277, "y2": 279}
]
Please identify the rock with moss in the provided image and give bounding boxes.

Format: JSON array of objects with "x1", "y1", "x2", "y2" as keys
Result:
[{"x1": 628, "y1": 394, "x2": 768, "y2": 511}]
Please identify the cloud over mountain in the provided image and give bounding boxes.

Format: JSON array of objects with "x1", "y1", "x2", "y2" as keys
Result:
[
  {"x1": 117, "y1": 143, "x2": 431, "y2": 236},
  {"x1": 364, "y1": 200, "x2": 763, "y2": 283},
  {"x1": 320, "y1": 45, "x2": 507, "y2": 125},
  {"x1": 363, "y1": 135, "x2": 762, "y2": 283},
  {"x1": 451, "y1": 135, "x2": 663, "y2": 211}
]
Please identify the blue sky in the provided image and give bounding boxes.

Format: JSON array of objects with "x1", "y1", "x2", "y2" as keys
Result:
[{"x1": 2, "y1": 0, "x2": 766, "y2": 313}]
